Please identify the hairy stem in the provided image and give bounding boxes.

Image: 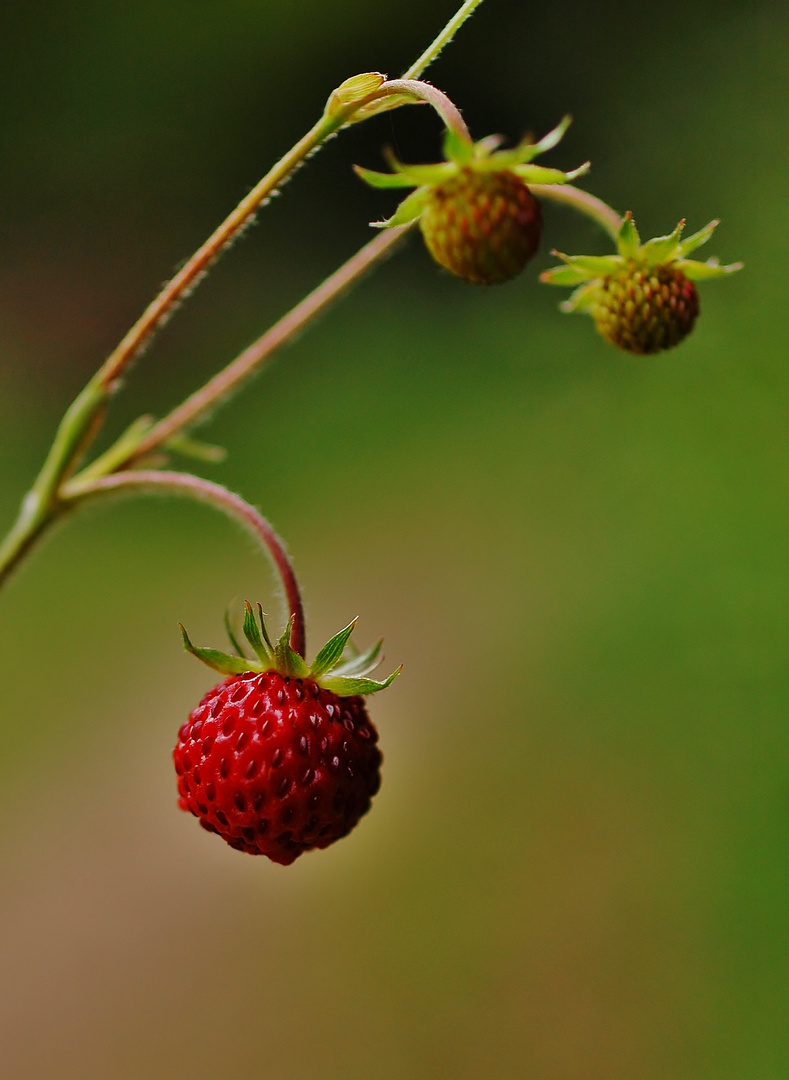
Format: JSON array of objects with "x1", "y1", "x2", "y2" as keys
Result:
[
  {"x1": 403, "y1": 0, "x2": 487, "y2": 79},
  {"x1": 95, "y1": 115, "x2": 346, "y2": 395},
  {"x1": 94, "y1": 225, "x2": 414, "y2": 470},
  {"x1": 383, "y1": 80, "x2": 471, "y2": 142},
  {"x1": 530, "y1": 183, "x2": 622, "y2": 241},
  {"x1": 62, "y1": 471, "x2": 307, "y2": 657}
]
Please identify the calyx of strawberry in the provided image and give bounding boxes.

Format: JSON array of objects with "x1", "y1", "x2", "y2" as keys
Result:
[
  {"x1": 180, "y1": 603, "x2": 400, "y2": 697},
  {"x1": 540, "y1": 212, "x2": 743, "y2": 313},
  {"x1": 355, "y1": 116, "x2": 589, "y2": 228}
]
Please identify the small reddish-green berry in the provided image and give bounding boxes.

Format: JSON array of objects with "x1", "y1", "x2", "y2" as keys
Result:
[
  {"x1": 174, "y1": 670, "x2": 382, "y2": 865},
  {"x1": 419, "y1": 169, "x2": 542, "y2": 284},
  {"x1": 593, "y1": 262, "x2": 700, "y2": 355}
]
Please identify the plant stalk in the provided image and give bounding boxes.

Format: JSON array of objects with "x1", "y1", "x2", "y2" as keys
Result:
[
  {"x1": 107, "y1": 225, "x2": 413, "y2": 469},
  {"x1": 530, "y1": 183, "x2": 622, "y2": 241},
  {"x1": 62, "y1": 470, "x2": 307, "y2": 657}
]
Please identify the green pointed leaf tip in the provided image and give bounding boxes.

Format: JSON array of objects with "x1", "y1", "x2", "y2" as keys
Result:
[
  {"x1": 224, "y1": 606, "x2": 245, "y2": 658},
  {"x1": 318, "y1": 666, "x2": 402, "y2": 698},
  {"x1": 354, "y1": 165, "x2": 418, "y2": 190},
  {"x1": 372, "y1": 186, "x2": 432, "y2": 229},
  {"x1": 512, "y1": 162, "x2": 590, "y2": 185},
  {"x1": 560, "y1": 282, "x2": 600, "y2": 314},
  {"x1": 617, "y1": 212, "x2": 641, "y2": 258},
  {"x1": 180, "y1": 624, "x2": 255, "y2": 676},
  {"x1": 443, "y1": 127, "x2": 474, "y2": 165},
  {"x1": 539, "y1": 264, "x2": 592, "y2": 287},
  {"x1": 640, "y1": 220, "x2": 685, "y2": 266},
  {"x1": 273, "y1": 618, "x2": 311, "y2": 678},
  {"x1": 311, "y1": 618, "x2": 359, "y2": 677},
  {"x1": 557, "y1": 252, "x2": 624, "y2": 276},
  {"x1": 330, "y1": 638, "x2": 384, "y2": 679},
  {"x1": 675, "y1": 258, "x2": 744, "y2": 281},
  {"x1": 243, "y1": 601, "x2": 274, "y2": 667},
  {"x1": 257, "y1": 604, "x2": 275, "y2": 652},
  {"x1": 678, "y1": 219, "x2": 719, "y2": 257},
  {"x1": 531, "y1": 114, "x2": 572, "y2": 156}
]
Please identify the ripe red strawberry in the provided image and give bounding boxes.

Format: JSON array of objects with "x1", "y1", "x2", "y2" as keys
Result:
[
  {"x1": 355, "y1": 116, "x2": 588, "y2": 285},
  {"x1": 541, "y1": 212, "x2": 742, "y2": 355},
  {"x1": 419, "y1": 169, "x2": 542, "y2": 284},
  {"x1": 175, "y1": 603, "x2": 398, "y2": 864},
  {"x1": 174, "y1": 671, "x2": 382, "y2": 865}
]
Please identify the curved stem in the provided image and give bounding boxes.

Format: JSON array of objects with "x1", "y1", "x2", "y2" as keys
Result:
[
  {"x1": 95, "y1": 224, "x2": 414, "y2": 470},
  {"x1": 530, "y1": 183, "x2": 622, "y2": 242},
  {"x1": 403, "y1": 0, "x2": 487, "y2": 79},
  {"x1": 62, "y1": 471, "x2": 307, "y2": 657},
  {"x1": 382, "y1": 80, "x2": 471, "y2": 143}
]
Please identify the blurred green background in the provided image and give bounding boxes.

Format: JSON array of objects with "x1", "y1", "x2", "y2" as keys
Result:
[{"x1": 1, "y1": 1, "x2": 787, "y2": 1077}]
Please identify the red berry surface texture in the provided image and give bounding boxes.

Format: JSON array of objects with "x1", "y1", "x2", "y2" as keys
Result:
[{"x1": 174, "y1": 671, "x2": 382, "y2": 865}]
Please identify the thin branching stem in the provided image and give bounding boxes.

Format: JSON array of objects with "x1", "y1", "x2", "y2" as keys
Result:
[
  {"x1": 62, "y1": 470, "x2": 307, "y2": 657},
  {"x1": 97, "y1": 225, "x2": 414, "y2": 471},
  {"x1": 531, "y1": 184, "x2": 622, "y2": 242},
  {"x1": 402, "y1": 0, "x2": 487, "y2": 79}
]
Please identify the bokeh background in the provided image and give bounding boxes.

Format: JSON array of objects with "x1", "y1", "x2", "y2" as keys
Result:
[{"x1": 1, "y1": 1, "x2": 787, "y2": 1077}]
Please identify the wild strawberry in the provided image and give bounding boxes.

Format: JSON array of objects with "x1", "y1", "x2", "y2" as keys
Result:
[
  {"x1": 418, "y1": 169, "x2": 542, "y2": 284},
  {"x1": 356, "y1": 116, "x2": 588, "y2": 285},
  {"x1": 592, "y1": 262, "x2": 699, "y2": 355},
  {"x1": 541, "y1": 212, "x2": 742, "y2": 355},
  {"x1": 175, "y1": 604, "x2": 399, "y2": 864}
]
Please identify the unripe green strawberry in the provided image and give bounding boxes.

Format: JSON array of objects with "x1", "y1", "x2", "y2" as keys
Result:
[
  {"x1": 419, "y1": 169, "x2": 542, "y2": 284},
  {"x1": 355, "y1": 116, "x2": 588, "y2": 285},
  {"x1": 176, "y1": 604, "x2": 399, "y2": 864},
  {"x1": 541, "y1": 212, "x2": 741, "y2": 355},
  {"x1": 592, "y1": 262, "x2": 699, "y2": 355}
]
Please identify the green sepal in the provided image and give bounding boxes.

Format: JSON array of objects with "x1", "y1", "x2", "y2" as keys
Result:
[
  {"x1": 616, "y1": 212, "x2": 641, "y2": 258},
  {"x1": 318, "y1": 666, "x2": 402, "y2": 697},
  {"x1": 443, "y1": 127, "x2": 475, "y2": 165},
  {"x1": 514, "y1": 115, "x2": 572, "y2": 163},
  {"x1": 372, "y1": 187, "x2": 432, "y2": 228},
  {"x1": 273, "y1": 617, "x2": 310, "y2": 678},
  {"x1": 310, "y1": 618, "x2": 359, "y2": 677},
  {"x1": 243, "y1": 601, "x2": 274, "y2": 668},
  {"x1": 556, "y1": 252, "x2": 624, "y2": 276},
  {"x1": 560, "y1": 281, "x2": 600, "y2": 314},
  {"x1": 257, "y1": 604, "x2": 276, "y2": 653},
  {"x1": 511, "y1": 161, "x2": 590, "y2": 185},
  {"x1": 382, "y1": 150, "x2": 458, "y2": 185},
  {"x1": 677, "y1": 219, "x2": 719, "y2": 258},
  {"x1": 224, "y1": 606, "x2": 246, "y2": 658},
  {"x1": 539, "y1": 264, "x2": 592, "y2": 287},
  {"x1": 329, "y1": 638, "x2": 384, "y2": 678},
  {"x1": 473, "y1": 134, "x2": 506, "y2": 157},
  {"x1": 180, "y1": 624, "x2": 256, "y2": 676},
  {"x1": 640, "y1": 220, "x2": 685, "y2": 265},
  {"x1": 675, "y1": 257, "x2": 744, "y2": 281},
  {"x1": 163, "y1": 433, "x2": 227, "y2": 464},
  {"x1": 354, "y1": 165, "x2": 418, "y2": 190}
]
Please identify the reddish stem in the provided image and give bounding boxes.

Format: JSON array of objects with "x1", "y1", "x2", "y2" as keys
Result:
[{"x1": 63, "y1": 470, "x2": 306, "y2": 657}]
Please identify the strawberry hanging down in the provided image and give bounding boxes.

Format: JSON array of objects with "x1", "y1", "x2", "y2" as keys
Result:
[
  {"x1": 541, "y1": 212, "x2": 742, "y2": 355},
  {"x1": 356, "y1": 117, "x2": 589, "y2": 284},
  {"x1": 174, "y1": 604, "x2": 399, "y2": 865}
]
